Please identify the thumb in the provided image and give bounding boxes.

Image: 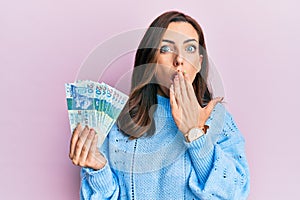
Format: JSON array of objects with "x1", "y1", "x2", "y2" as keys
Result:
[{"x1": 205, "y1": 96, "x2": 223, "y2": 112}]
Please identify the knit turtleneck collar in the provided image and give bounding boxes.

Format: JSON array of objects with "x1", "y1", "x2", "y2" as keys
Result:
[{"x1": 155, "y1": 94, "x2": 173, "y2": 118}]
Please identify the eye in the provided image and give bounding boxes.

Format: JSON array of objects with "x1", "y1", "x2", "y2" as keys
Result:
[
  {"x1": 185, "y1": 45, "x2": 197, "y2": 53},
  {"x1": 160, "y1": 45, "x2": 174, "y2": 53}
]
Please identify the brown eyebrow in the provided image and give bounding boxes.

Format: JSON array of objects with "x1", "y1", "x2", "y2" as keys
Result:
[
  {"x1": 162, "y1": 39, "x2": 198, "y2": 44},
  {"x1": 183, "y1": 39, "x2": 198, "y2": 44},
  {"x1": 162, "y1": 39, "x2": 175, "y2": 44}
]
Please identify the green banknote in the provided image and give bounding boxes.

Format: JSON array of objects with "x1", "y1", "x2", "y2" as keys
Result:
[{"x1": 65, "y1": 80, "x2": 128, "y2": 148}]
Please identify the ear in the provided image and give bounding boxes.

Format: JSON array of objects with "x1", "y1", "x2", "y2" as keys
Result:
[{"x1": 199, "y1": 54, "x2": 203, "y2": 63}]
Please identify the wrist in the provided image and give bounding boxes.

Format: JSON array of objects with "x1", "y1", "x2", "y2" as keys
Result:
[{"x1": 184, "y1": 125, "x2": 209, "y2": 143}]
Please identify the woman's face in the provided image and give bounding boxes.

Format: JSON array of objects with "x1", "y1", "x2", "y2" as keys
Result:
[{"x1": 155, "y1": 22, "x2": 202, "y2": 97}]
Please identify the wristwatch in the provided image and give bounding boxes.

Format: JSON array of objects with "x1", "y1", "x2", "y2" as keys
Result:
[{"x1": 185, "y1": 125, "x2": 209, "y2": 143}]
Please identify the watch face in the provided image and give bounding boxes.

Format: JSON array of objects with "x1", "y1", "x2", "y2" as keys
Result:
[
  {"x1": 188, "y1": 128, "x2": 204, "y2": 142},
  {"x1": 190, "y1": 129, "x2": 199, "y2": 140}
]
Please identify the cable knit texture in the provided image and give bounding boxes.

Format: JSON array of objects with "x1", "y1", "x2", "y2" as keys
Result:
[{"x1": 80, "y1": 94, "x2": 250, "y2": 200}]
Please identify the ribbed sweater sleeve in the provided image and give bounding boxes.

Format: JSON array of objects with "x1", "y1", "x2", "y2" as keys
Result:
[
  {"x1": 185, "y1": 109, "x2": 250, "y2": 200},
  {"x1": 80, "y1": 134, "x2": 120, "y2": 200}
]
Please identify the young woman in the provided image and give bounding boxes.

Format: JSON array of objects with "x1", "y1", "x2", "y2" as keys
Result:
[{"x1": 69, "y1": 11, "x2": 250, "y2": 199}]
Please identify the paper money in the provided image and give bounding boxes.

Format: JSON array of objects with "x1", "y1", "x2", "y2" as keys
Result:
[{"x1": 65, "y1": 80, "x2": 128, "y2": 148}]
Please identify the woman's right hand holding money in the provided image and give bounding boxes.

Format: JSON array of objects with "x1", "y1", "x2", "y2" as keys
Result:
[{"x1": 69, "y1": 123, "x2": 107, "y2": 170}]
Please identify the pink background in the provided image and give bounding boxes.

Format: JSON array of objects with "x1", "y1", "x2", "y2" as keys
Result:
[{"x1": 1, "y1": 0, "x2": 299, "y2": 199}]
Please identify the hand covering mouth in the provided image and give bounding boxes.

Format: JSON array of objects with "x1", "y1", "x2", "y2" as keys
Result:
[{"x1": 170, "y1": 72, "x2": 178, "y2": 82}]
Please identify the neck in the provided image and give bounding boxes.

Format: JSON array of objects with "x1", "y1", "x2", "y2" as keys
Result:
[{"x1": 157, "y1": 86, "x2": 170, "y2": 98}]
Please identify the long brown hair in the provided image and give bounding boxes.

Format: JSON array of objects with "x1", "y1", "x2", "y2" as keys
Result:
[{"x1": 117, "y1": 11, "x2": 212, "y2": 139}]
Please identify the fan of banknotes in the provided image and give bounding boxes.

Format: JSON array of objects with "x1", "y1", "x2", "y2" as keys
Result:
[{"x1": 65, "y1": 80, "x2": 129, "y2": 147}]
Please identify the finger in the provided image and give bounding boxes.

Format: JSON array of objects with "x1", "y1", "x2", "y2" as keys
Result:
[
  {"x1": 90, "y1": 132, "x2": 98, "y2": 154},
  {"x1": 178, "y1": 71, "x2": 188, "y2": 100},
  {"x1": 173, "y1": 74, "x2": 182, "y2": 105},
  {"x1": 79, "y1": 128, "x2": 95, "y2": 165},
  {"x1": 70, "y1": 123, "x2": 81, "y2": 159},
  {"x1": 88, "y1": 133, "x2": 105, "y2": 166},
  {"x1": 169, "y1": 84, "x2": 178, "y2": 109},
  {"x1": 183, "y1": 72, "x2": 197, "y2": 102},
  {"x1": 72, "y1": 125, "x2": 90, "y2": 165}
]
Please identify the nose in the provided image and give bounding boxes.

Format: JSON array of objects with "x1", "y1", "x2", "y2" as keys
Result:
[{"x1": 173, "y1": 54, "x2": 184, "y2": 70}]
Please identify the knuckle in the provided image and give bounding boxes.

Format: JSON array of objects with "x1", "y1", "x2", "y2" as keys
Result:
[
  {"x1": 78, "y1": 161, "x2": 85, "y2": 167},
  {"x1": 72, "y1": 159, "x2": 78, "y2": 165},
  {"x1": 82, "y1": 145, "x2": 88, "y2": 153},
  {"x1": 73, "y1": 150, "x2": 78, "y2": 158},
  {"x1": 76, "y1": 141, "x2": 82, "y2": 149}
]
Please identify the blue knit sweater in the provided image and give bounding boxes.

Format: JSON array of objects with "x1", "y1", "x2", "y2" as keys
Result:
[{"x1": 80, "y1": 95, "x2": 250, "y2": 200}]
